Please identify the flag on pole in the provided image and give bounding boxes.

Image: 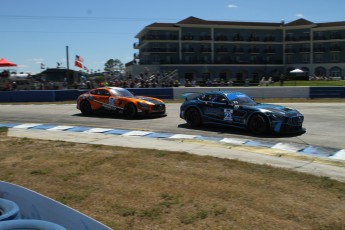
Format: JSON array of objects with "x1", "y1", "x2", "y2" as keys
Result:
[
  {"x1": 75, "y1": 55, "x2": 84, "y2": 62},
  {"x1": 74, "y1": 60, "x2": 83, "y2": 68},
  {"x1": 75, "y1": 55, "x2": 84, "y2": 68},
  {"x1": 40, "y1": 63, "x2": 46, "y2": 69}
]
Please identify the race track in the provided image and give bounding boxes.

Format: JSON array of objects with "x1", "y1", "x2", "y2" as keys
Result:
[{"x1": 1, "y1": 103, "x2": 345, "y2": 150}]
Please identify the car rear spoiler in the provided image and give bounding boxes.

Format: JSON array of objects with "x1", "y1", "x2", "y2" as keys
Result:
[{"x1": 180, "y1": 92, "x2": 202, "y2": 101}]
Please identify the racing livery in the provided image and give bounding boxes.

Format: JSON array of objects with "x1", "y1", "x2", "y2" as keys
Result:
[
  {"x1": 180, "y1": 91, "x2": 305, "y2": 135},
  {"x1": 77, "y1": 87, "x2": 166, "y2": 118}
]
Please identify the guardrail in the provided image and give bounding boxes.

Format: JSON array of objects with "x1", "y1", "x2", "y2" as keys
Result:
[{"x1": 0, "y1": 87, "x2": 344, "y2": 102}]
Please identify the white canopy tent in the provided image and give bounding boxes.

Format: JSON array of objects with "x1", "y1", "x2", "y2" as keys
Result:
[{"x1": 289, "y1": 69, "x2": 304, "y2": 74}]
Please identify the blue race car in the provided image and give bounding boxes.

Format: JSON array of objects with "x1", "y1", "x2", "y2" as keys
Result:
[{"x1": 180, "y1": 91, "x2": 305, "y2": 135}]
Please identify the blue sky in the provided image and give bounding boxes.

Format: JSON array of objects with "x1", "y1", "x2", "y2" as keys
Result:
[{"x1": 1, "y1": 0, "x2": 345, "y2": 74}]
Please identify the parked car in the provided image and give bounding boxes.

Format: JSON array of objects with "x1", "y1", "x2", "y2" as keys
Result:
[
  {"x1": 77, "y1": 87, "x2": 166, "y2": 118},
  {"x1": 180, "y1": 91, "x2": 305, "y2": 135}
]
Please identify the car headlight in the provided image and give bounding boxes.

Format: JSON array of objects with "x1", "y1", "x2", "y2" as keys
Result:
[
  {"x1": 138, "y1": 102, "x2": 149, "y2": 109},
  {"x1": 267, "y1": 112, "x2": 285, "y2": 120}
]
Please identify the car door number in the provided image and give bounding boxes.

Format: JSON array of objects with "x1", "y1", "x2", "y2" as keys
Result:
[
  {"x1": 108, "y1": 98, "x2": 117, "y2": 106},
  {"x1": 224, "y1": 109, "x2": 233, "y2": 122}
]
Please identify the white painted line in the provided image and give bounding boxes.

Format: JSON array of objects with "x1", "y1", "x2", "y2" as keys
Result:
[
  {"x1": 169, "y1": 134, "x2": 199, "y2": 139},
  {"x1": 220, "y1": 138, "x2": 247, "y2": 145},
  {"x1": 13, "y1": 123, "x2": 42, "y2": 129},
  {"x1": 271, "y1": 143, "x2": 304, "y2": 152},
  {"x1": 329, "y1": 149, "x2": 345, "y2": 160},
  {"x1": 122, "y1": 131, "x2": 153, "y2": 136},
  {"x1": 84, "y1": 128, "x2": 114, "y2": 133},
  {"x1": 48, "y1": 126, "x2": 75, "y2": 131}
]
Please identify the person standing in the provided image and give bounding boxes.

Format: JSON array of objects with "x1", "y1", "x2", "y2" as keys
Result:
[{"x1": 280, "y1": 74, "x2": 285, "y2": 86}]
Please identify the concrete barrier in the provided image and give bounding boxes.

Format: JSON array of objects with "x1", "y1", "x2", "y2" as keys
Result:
[
  {"x1": 0, "y1": 87, "x2": 344, "y2": 102},
  {"x1": 173, "y1": 86, "x2": 310, "y2": 99}
]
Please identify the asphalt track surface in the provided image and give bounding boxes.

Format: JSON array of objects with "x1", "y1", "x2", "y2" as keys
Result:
[
  {"x1": 0, "y1": 103, "x2": 344, "y2": 150},
  {"x1": 1, "y1": 103, "x2": 345, "y2": 181}
]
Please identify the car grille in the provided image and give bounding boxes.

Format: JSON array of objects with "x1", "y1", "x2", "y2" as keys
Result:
[
  {"x1": 153, "y1": 104, "x2": 165, "y2": 111},
  {"x1": 287, "y1": 116, "x2": 304, "y2": 126}
]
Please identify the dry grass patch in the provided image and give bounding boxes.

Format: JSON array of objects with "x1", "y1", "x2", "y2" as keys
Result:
[{"x1": 0, "y1": 128, "x2": 344, "y2": 229}]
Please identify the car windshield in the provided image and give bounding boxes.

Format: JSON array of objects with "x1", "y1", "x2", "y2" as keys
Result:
[
  {"x1": 226, "y1": 93, "x2": 257, "y2": 105},
  {"x1": 109, "y1": 88, "x2": 134, "y2": 97}
]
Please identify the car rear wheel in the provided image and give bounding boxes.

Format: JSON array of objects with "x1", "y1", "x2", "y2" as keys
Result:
[
  {"x1": 80, "y1": 101, "x2": 93, "y2": 115},
  {"x1": 249, "y1": 114, "x2": 268, "y2": 135},
  {"x1": 186, "y1": 108, "x2": 202, "y2": 127},
  {"x1": 124, "y1": 103, "x2": 137, "y2": 118}
]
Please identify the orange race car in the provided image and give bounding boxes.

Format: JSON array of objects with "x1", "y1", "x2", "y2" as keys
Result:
[{"x1": 77, "y1": 87, "x2": 166, "y2": 118}]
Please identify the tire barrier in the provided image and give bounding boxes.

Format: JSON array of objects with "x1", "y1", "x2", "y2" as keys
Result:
[
  {"x1": 0, "y1": 219, "x2": 66, "y2": 230},
  {"x1": 0, "y1": 198, "x2": 20, "y2": 221},
  {"x1": 0, "y1": 198, "x2": 66, "y2": 229}
]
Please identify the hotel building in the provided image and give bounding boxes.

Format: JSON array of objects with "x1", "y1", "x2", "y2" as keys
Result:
[{"x1": 128, "y1": 16, "x2": 345, "y2": 84}]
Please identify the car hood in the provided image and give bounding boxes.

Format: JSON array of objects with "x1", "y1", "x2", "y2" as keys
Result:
[
  {"x1": 134, "y1": 96, "x2": 163, "y2": 104},
  {"x1": 251, "y1": 103, "x2": 301, "y2": 116}
]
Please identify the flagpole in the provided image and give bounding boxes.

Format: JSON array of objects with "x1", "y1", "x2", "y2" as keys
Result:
[{"x1": 66, "y1": 46, "x2": 69, "y2": 70}]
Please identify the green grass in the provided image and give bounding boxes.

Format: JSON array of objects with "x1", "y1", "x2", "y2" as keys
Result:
[{"x1": 270, "y1": 80, "x2": 345, "y2": 86}]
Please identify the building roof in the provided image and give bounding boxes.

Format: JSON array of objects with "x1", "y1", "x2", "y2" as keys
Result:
[
  {"x1": 137, "y1": 16, "x2": 345, "y2": 36},
  {"x1": 284, "y1": 18, "x2": 315, "y2": 26},
  {"x1": 177, "y1": 16, "x2": 281, "y2": 27}
]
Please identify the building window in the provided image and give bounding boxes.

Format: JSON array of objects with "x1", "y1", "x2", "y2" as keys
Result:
[
  {"x1": 315, "y1": 54, "x2": 322, "y2": 63},
  {"x1": 286, "y1": 55, "x2": 292, "y2": 64},
  {"x1": 331, "y1": 53, "x2": 339, "y2": 62},
  {"x1": 314, "y1": 31, "x2": 324, "y2": 40},
  {"x1": 303, "y1": 54, "x2": 310, "y2": 63}
]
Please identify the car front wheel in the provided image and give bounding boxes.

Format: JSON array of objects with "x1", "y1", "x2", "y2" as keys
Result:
[
  {"x1": 185, "y1": 108, "x2": 202, "y2": 127},
  {"x1": 124, "y1": 103, "x2": 137, "y2": 118},
  {"x1": 80, "y1": 101, "x2": 93, "y2": 115},
  {"x1": 249, "y1": 114, "x2": 268, "y2": 135}
]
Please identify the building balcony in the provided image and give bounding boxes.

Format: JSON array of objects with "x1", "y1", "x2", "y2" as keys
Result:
[
  {"x1": 215, "y1": 48, "x2": 228, "y2": 53},
  {"x1": 285, "y1": 48, "x2": 296, "y2": 53},
  {"x1": 199, "y1": 36, "x2": 212, "y2": 41},
  {"x1": 182, "y1": 48, "x2": 195, "y2": 53},
  {"x1": 133, "y1": 53, "x2": 140, "y2": 59},
  {"x1": 233, "y1": 48, "x2": 245, "y2": 53},
  {"x1": 299, "y1": 48, "x2": 310, "y2": 53},
  {"x1": 133, "y1": 42, "x2": 140, "y2": 49},
  {"x1": 330, "y1": 34, "x2": 343, "y2": 40},
  {"x1": 182, "y1": 35, "x2": 194, "y2": 40},
  {"x1": 264, "y1": 49, "x2": 276, "y2": 54},
  {"x1": 200, "y1": 48, "x2": 212, "y2": 53},
  {"x1": 248, "y1": 48, "x2": 260, "y2": 54},
  {"x1": 142, "y1": 35, "x2": 178, "y2": 40},
  {"x1": 142, "y1": 48, "x2": 178, "y2": 53},
  {"x1": 263, "y1": 36, "x2": 276, "y2": 42},
  {"x1": 314, "y1": 36, "x2": 327, "y2": 40},
  {"x1": 215, "y1": 35, "x2": 228, "y2": 41},
  {"x1": 247, "y1": 36, "x2": 260, "y2": 42},
  {"x1": 314, "y1": 47, "x2": 326, "y2": 53},
  {"x1": 330, "y1": 47, "x2": 342, "y2": 52}
]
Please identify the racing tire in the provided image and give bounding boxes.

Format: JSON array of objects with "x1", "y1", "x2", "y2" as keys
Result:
[
  {"x1": 0, "y1": 198, "x2": 20, "y2": 221},
  {"x1": 80, "y1": 100, "x2": 93, "y2": 115},
  {"x1": 0, "y1": 220, "x2": 66, "y2": 230},
  {"x1": 249, "y1": 114, "x2": 268, "y2": 135},
  {"x1": 185, "y1": 108, "x2": 202, "y2": 127},
  {"x1": 124, "y1": 103, "x2": 137, "y2": 119}
]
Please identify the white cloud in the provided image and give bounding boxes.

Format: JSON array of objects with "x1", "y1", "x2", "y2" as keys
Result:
[
  {"x1": 227, "y1": 4, "x2": 238, "y2": 8},
  {"x1": 296, "y1": 13, "x2": 305, "y2": 18}
]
